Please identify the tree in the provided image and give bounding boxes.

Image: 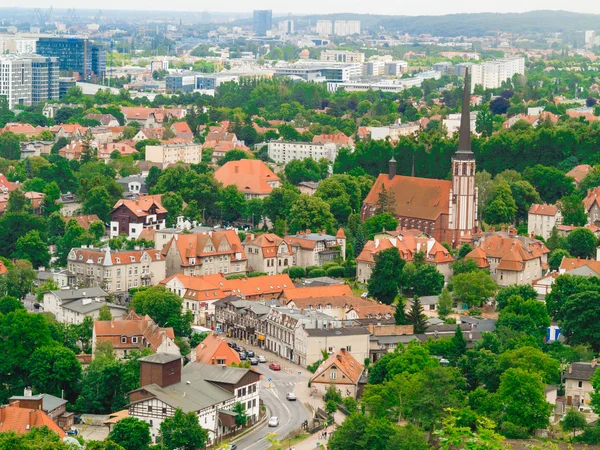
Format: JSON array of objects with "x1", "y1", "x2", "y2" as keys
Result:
[
  {"x1": 497, "y1": 295, "x2": 550, "y2": 340},
  {"x1": 450, "y1": 271, "x2": 497, "y2": 308},
  {"x1": 449, "y1": 325, "x2": 467, "y2": 361},
  {"x1": 89, "y1": 221, "x2": 106, "y2": 241},
  {"x1": 483, "y1": 181, "x2": 517, "y2": 225},
  {"x1": 363, "y1": 213, "x2": 398, "y2": 239},
  {"x1": 108, "y1": 417, "x2": 151, "y2": 450},
  {"x1": 51, "y1": 137, "x2": 68, "y2": 154},
  {"x1": 12, "y1": 230, "x2": 50, "y2": 269},
  {"x1": 437, "y1": 288, "x2": 454, "y2": 319},
  {"x1": 0, "y1": 132, "x2": 20, "y2": 160},
  {"x1": 548, "y1": 249, "x2": 571, "y2": 272},
  {"x1": 407, "y1": 264, "x2": 444, "y2": 297},
  {"x1": 407, "y1": 297, "x2": 428, "y2": 334},
  {"x1": 559, "y1": 290, "x2": 600, "y2": 352},
  {"x1": 367, "y1": 248, "x2": 405, "y2": 304},
  {"x1": 495, "y1": 284, "x2": 538, "y2": 310},
  {"x1": 496, "y1": 368, "x2": 552, "y2": 435},
  {"x1": 489, "y1": 97, "x2": 510, "y2": 115},
  {"x1": 146, "y1": 166, "x2": 162, "y2": 190},
  {"x1": 55, "y1": 220, "x2": 93, "y2": 266},
  {"x1": 562, "y1": 407, "x2": 587, "y2": 439},
  {"x1": 27, "y1": 345, "x2": 82, "y2": 401},
  {"x1": 394, "y1": 298, "x2": 406, "y2": 325},
  {"x1": 159, "y1": 408, "x2": 209, "y2": 450},
  {"x1": 83, "y1": 187, "x2": 113, "y2": 222},
  {"x1": 560, "y1": 195, "x2": 587, "y2": 227},
  {"x1": 288, "y1": 194, "x2": 336, "y2": 235},
  {"x1": 6, "y1": 190, "x2": 31, "y2": 214},
  {"x1": 0, "y1": 259, "x2": 37, "y2": 300},
  {"x1": 567, "y1": 227, "x2": 597, "y2": 259},
  {"x1": 375, "y1": 184, "x2": 396, "y2": 215},
  {"x1": 457, "y1": 243, "x2": 473, "y2": 259},
  {"x1": 475, "y1": 107, "x2": 494, "y2": 136},
  {"x1": 433, "y1": 411, "x2": 506, "y2": 450},
  {"x1": 131, "y1": 286, "x2": 192, "y2": 336},
  {"x1": 451, "y1": 258, "x2": 480, "y2": 275},
  {"x1": 232, "y1": 401, "x2": 248, "y2": 427},
  {"x1": 216, "y1": 185, "x2": 246, "y2": 223},
  {"x1": 161, "y1": 192, "x2": 185, "y2": 226},
  {"x1": 98, "y1": 304, "x2": 112, "y2": 321},
  {"x1": 0, "y1": 296, "x2": 24, "y2": 315},
  {"x1": 353, "y1": 225, "x2": 365, "y2": 258},
  {"x1": 523, "y1": 164, "x2": 574, "y2": 204},
  {"x1": 262, "y1": 185, "x2": 300, "y2": 223},
  {"x1": 498, "y1": 346, "x2": 559, "y2": 385}
]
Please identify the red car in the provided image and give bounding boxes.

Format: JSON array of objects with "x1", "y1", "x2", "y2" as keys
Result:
[{"x1": 269, "y1": 362, "x2": 281, "y2": 371}]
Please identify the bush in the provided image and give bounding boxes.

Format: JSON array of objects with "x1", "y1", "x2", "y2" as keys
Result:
[
  {"x1": 288, "y1": 267, "x2": 306, "y2": 279},
  {"x1": 325, "y1": 399, "x2": 337, "y2": 415},
  {"x1": 307, "y1": 268, "x2": 327, "y2": 278},
  {"x1": 500, "y1": 422, "x2": 529, "y2": 439},
  {"x1": 344, "y1": 262, "x2": 357, "y2": 278},
  {"x1": 342, "y1": 396, "x2": 358, "y2": 413},
  {"x1": 307, "y1": 359, "x2": 323, "y2": 373},
  {"x1": 324, "y1": 384, "x2": 343, "y2": 404},
  {"x1": 577, "y1": 424, "x2": 600, "y2": 444},
  {"x1": 305, "y1": 266, "x2": 319, "y2": 275},
  {"x1": 326, "y1": 266, "x2": 345, "y2": 278},
  {"x1": 322, "y1": 262, "x2": 339, "y2": 270}
]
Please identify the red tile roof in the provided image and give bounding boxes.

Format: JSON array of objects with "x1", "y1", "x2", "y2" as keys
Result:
[
  {"x1": 310, "y1": 348, "x2": 364, "y2": 385},
  {"x1": 560, "y1": 257, "x2": 600, "y2": 275},
  {"x1": 72, "y1": 214, "x2": 102, "y2": 230},
  {"x1": 584, "y1": 187, "x2": 600, "y2": 212},
  {"x1": 467, "y1": 232, "x2": 548, "y2": 272},
  {"x1": 312, "y1": 133, "x2": 353, "y2": 146},
  {"x1": 192, "y1": 333, "x2": 240, "y2": 365},
  {"x1": 357, "y1": 235, "x2": 454, "y2": 265},
  {"x1": 214, "y1": 160, "x2": 280, "y2": 196},
  {"x1": 0, "y1": 174, "x2": 16, "y2": 193},
  {"x1": 244, "y1": 233, "x2": 291, "y2": 258},
  {"x1": 0, "y1": 404, "x2": 65, "y2": 437},
  {"x1": 566, "y1": 164, "x2": 592, "y2": 184},
  {"x1": 162, "y1": 230, "x2": 246, "y2": 267},
  {"x1": 111, "y1": 194, "x2": 168, "y2": 218},
  {"x1": 528, "y1": 203, "x2": 559, "y2": 216},
  {"x1": 282, "y1": 284, "x2": 353, "y2": 301}
]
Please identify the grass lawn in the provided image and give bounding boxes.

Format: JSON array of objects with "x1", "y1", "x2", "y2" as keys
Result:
[{"x1": 267, "y1": 433, "x2": 311, "y2": 450}]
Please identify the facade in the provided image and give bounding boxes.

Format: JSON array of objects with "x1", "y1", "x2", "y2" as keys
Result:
[
  {"x1": 30, "y1": 55, "x2": 60, "y2": 105},
  {"x1": 195, "y1": 74, "x2": 239, "y2": 91},
  {"x1": 316, "y1": 20, "x2": 333, "y2": 35},
  {"x1": 109, "y1": 195, "x2": 168, "y2": 239},
  {"x1": 333, "y1": 20, "x2": 361, "y2": 36},
  {"x1": 243, "y1": 233, "x2": 294, "y2": 275},
  {"x1": 145, "y1": 143, "x2": 202, "y2": 165},
  {"x1": 0, "y1": 403, "x2": 65, "y2": 437},
  {"x1": 361, "y1": 70, "x2": 478, "y2": 246},
  {"x1": 129, "y1": 354, "x2": 261, "y2": 444},
  {"x1": 295, "y1": 326, "x2": 370, "y2": 367},
  {"x1": 42, "y1": 287, "x2": 127, "y2": 325},
  {"x1": 165, "y1": 74, "x2": 195, "y2": 93},
  {"x1": 584, "y1": 187, "x2": 600, "y2": 225},
  {"x1": 268, "y1": 141, "x2": 338, "y2": 164},
  {"x1": 36, "y1": 37, "x2": 105, "y2": 80},
  {"x1": 92, "y1": 311, "x2": 180, "y2": 360},
  {"x1": 0, "y1": 55, "x2": 32, "y2": 108},
  {"x1": 8, "y1": 391, "x2": 71, "y2": 430},
  {"x1": 214, "y1": 160, "x2": 281, "y2": 199},
  {"x1": 528, "y1": 204, "x2": 562, "y2": 240},
  {"x1": 310, "y1": 349, "x2": 364, "y2": 399},
  {"x1": 564, "y1": 361, "x2": 599, "y2": 408},
  {"x1": 253, "y1": 10, "x2": 272, "y2": 35},
  {"x1": 470, "y1": 57, "x2": 525, "y2": 90},
  {"x1": 162, "y1": 230, "x2": 247, "y2": 277},
  {"x1": 214, "y1": 299, "x2": 270, "y2": 345},
  {"x1": 284, "y1": 230, "x2": 346, "y2": 268},
  {"x1": 320, "y1": 50, "x2": 365, "y2": 63},
  {"x1": 274, "y1": 63, "x2": 362, "y2": 83},
  {"x1": 67, "y1": 247, "x2": 166, "y2": 300}
]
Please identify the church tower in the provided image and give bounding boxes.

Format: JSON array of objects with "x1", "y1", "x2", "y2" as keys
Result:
[{"x1": 450, "y1": 68, "x2": 478, "y2": 244}]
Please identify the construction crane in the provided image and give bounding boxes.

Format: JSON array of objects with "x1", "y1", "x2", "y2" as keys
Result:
[
  {"x1": 35, "y1": 6, "x2": 53, "y2": 27},
  {"x1": 65, "y1": 8, "x2": 79, "y2": 23}
]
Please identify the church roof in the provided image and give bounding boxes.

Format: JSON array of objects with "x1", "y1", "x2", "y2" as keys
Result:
[{"x1": 455, "y1": 67, "x2": 473, "y2": 160}]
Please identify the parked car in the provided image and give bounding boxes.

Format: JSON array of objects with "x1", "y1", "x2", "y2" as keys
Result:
[
  {"x1": 239, "y1": 352, "x2": 247, "y2": 360},
  {"x1": 238, "y1": 346, "x2": 246, "y2": 353},
  {"x1": 227, "y1": 342, "x2": 235, "y2": 348},
  {"x1": 66, "y1": 428, "x2": 78, "y2": 436},
  {"x1": 247, "y1": 350, "x2": 255, "y2": 357},
  {"x1": 257, "y1": 355, "x2": 267, "y2": 363},
  {"x1": 268, "y1": 416, "x2": 279, "y2": 427},
  {"x1": 269, "y1": 362, "x2": 281, "y2": 371},
  {"x1": 286, "y1": 392, "x2": 297, "y2": 401},
  {"x1": 250, "y1": 357, "x2": 259, "y2": 365}
]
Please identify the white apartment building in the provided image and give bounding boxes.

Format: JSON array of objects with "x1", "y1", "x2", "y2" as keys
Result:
[
  {"x1": 364, "y1": 60, "x2": 385, "y2": 76},
  {"x1": 42, "y1": 287, "x2": 127, "y2": 325},
  {"x1": 268, "y1": 141, "x2": 338, "y2": 164},
  {"x1": 385, "y1": 61, "x2": 408, "y2": 75},
  {"x1": 0, "y1": 37, "x2": 37, "y2": 54},
  {"x1": 0, "y1": 55, "x2": 32, "y2": 108},
  {"x1": 316, "y1": 20, "x2": 333, "y2": 35},
  {"x1": 320, "y1": 50, "x2": 365, "y2": 63},
  {"x1": 470, "y1": 57, "x2": 525, "y2": 90},
  {"x1": 145, "y1": 143, "x2": 202, "y2": 165},
  {"x1": 444, "y1": 112, "x2": 478, "y2": 136},
  {"x1": 528, "y1": 204, "x2": 562, "y2": 240},
  {"x1": 333, "y1": 20, "x2": 361, "y2": 36}
]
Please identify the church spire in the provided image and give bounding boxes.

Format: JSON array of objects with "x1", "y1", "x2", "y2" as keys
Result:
[{"x1": 456, "y1": 68, "x2": 473, "y2": 159}]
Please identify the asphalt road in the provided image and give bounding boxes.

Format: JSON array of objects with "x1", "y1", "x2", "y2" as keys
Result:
[{"x1": 233, "y1": 360, "x2": 310, "y2": 450}]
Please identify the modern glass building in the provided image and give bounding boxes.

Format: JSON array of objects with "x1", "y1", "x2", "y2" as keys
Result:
[
  {"x1": 30, "y1": 56, "x2": 59, "y2": 105},
  {"x1": 253, "y1": 10, "x2": 272, "y2": 36},
  {"x1": 36, "y1": 37, "x2": 106, "y2": 81}
]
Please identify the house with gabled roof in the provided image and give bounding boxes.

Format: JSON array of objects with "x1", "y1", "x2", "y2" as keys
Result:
[
  {"x1": 0, "y1": 402, "x2": 65, "y2": 437},
  {"x1": 566, "y1": 164, "x2": 592, "y2": 187},
  {"x1": 310, "y1": 348, "x2": 365, "y2": 399},
  {"x1": 214, "y1": 160, "x2": 281, "y2": 199},
  {"x1": 109, "y1": 194, "x2": 168, "y2": 239},
  {"x1": 242, "y1": 233, "x2": 293, "y2": 275},
  {"x1": 564, "y1": 361, "x2": 599, "y2": 408},
  {"x1": 284, "y1": 229, "x2": 346, "y2": 268},
  {"x1": 584, "y1": 187, "x2": 600, "y2": 226},
  {"x1": 528, "y1": 204, "x2": 562, "y2": 240},
  {"x1": 42, "y1": 287, "x2": 127, "y2": 325},
  {"x1": 170, "y1": 121, "x2": 193, "y2": 141},
  {"x1": 190, "y1": 333, "x2": 240, "y2": 365}
]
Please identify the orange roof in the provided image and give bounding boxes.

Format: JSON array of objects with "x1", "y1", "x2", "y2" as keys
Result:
[
  {"x1": 0, "y1": 174, "x2": 16, "y2": 192},
  {"x1": 0, "y1": 191, "x2": 44, "y2": 213},
  {"x1": 53, "y1": 124, "x2": 88, "y2": 134},
  {"x1": 348, "y1": 302, "x2": 394, "y2": 319},
  {"x1": 214, "y1": 160, "x2": 280, "y2": 196},
  {"x1": 98, "y1": 142, "x2": 137, "y2": 159},
  {"x1": 72, "y1": 214, "x2": 102, "y2": 230},
  {"x1": 171, "y1": 122, "x2": 193, "y2": 135},
  {"x1": 560, "y1": 257, "x2": 600, "y2": 275},
  {"x1": 363, "y1": 174, "x2": 451, "y2": 221},
  {"x1": 312, "y1": 133, "x2": 353, "y2": 146},
  {"x1": 528, "y1": 203, "x2": 559, "y2": 216},
  {"x1": 2, "y1": 123, "x2": 43, "y2": 135},
  {"x1": 336, "y1": 228, "x2": 346, "y2": 239},
  {"x1": 69, "y1": 247, "x2": 163, "y2": 265},
  {"x1": 0, "y1": 404, "x2": 65, "y2": 437},
  {"x1": 0, "y1": 260, "x2": 7, "y2": 275},
  {"x1": 310, "y1": 348, "x2": 364, "y2": 385},
  {"x1": 244, "y1": 233, "x2": 291, "y2": 258},
  {"x1": 223, "y1": 274, "x2": 293, "y2": 298},
  {"x1": 111, "y1": 194, "x2": 168, "y2": 217},
  {"x1": 160, "y1": 274, "x2": 227, "y2": 301},
  {"x1": 283, "y1": 285, "x2": 353, "y2": 301},
  {"x1": 584, "y1": 187, "x2": 600, "y2": 212},
  {"x1": 192, "y1": 333, "x2": 240, "y2": 365},
  {"x1": 121, "y1": 107, "x2": 157, "y2": 120},
  {"x1": 465, "y1": 246, "x2": 490, "y2": 268},
  {"x1": 566, "y1": 164, "x2": 592, "y2": 184},
  {"x1": 162, "y1": 230, "x2": 246, "y2": 266},
  {"x1": 467, "y1": 232, "x2": 548, "y2": 272},
  {"x1": 357, "y1": 235, "x2": 454, "y2": 265}
]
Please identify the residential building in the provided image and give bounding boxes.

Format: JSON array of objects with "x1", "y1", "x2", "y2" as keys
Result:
[
  {"x1": 470, "y1": 56, "x2": 525, "y2": 90},
  {"x1": 297, "y1": 181, "x2": 319, "y2": 196},
  {"x1": 584, "y1": 187, "x2": 600, "y2": 225},
  {"x1": 443, "y1": 111, "x2": 478, "y2": 137},
  {"x1": 243, "y1": 233, "x2": 293, "y2": 275},
  {"x1": 465, "y1": 231, "x2": 549, "y2": 286},
  {"x1": 214, "y1": 298, "x2": 271, "y2": 345},
  {"x1": 564, "y1": 361, "x2": 599, "y2": 408},
  {"x1": 253, "y1": 10, "x2": 272, "y2": 35},
  {"x1": 162, "y1": 230, "x2": 247, "y2": 277},
  {"x1": 30, "y1": 55, "x2": 59, "y2": 105},
  {"x1": 42, "y1": 287, "x2": 127, "y2": 325},
  {"x1": 0, "y1": 403, "x2": 65, "y2": 437},
  {"x1": 20, "y1": 140, "x2": 53, "y2": 158},
  {"x1": 0, "y1": 55, "x2": 32, "y2": 108},
  {"x1": 37, "y1": 267, "x2": 75, "y2": 289},
  {"x1": 566, "y1": 164, "x2": 592, "y2": 187},
  {"x1": 117, "y1": 175, "x2": 147, "y2": 195},
  {"x1": 109, "y1": 195, "x2": 168, "y2": 239},
  {"x1": 98, "y1": 142, "x2": 137, "y2": 161},
  {"x1": 36, "y1": 37, "x2": 105, "y2": 80},
  {"x1": 128, "y1": 354, "x2": 260, "y2": 444},
  {"x1": 170, "y1": 122, "x2": 194, "y2": 141},
  {"x1": 310, "y1": 348, "x2": 365, "y2": 399},
  {"x1": 84, "y1": 113, "x2": 120, "y2": 127},
  {"x1": 165, "y1": 74, "x2": 195, "y2": 93},
  {"x1": 214, "y1": 160, "x2": 281, "y2": 200},
  {"x1": 0, "y1": 191, "x2": 44, "y2": 215},
  {"x1": 284, "y1": 229, "x2": 346, "y2": 267},
  {"x1": 320, "y1": 50, "x2": 365, "y2": 63},
  {"x1": 316, "y1": 20, "x2": 333, "y2": 36},
  {"x1": 282, "y1": 284, "x2": 353, "y2": 304},
  {"x1": 8, "y1": 391, "x2": 72, "y2": 430},
  {"x1": 528, "y1": 204, "x2": 562, "y2": 240},
  {"x1": 189, "y1": 333, "x2": 240, "y2": 365},
  {"x1": 92, "y1": 311, "x2": 180, "y2": 360},
  {"x1": 67, "y1": 247, "x2": 166, "y2": 300},
  {"x1": 120, "y1": 107, "x2": 158, "y2": 127},
  {"x1": 278, "y1": 20, "x2": 294, "y2": 34},
  {"x1": 559, "y1": 257, "x2": 600, "y2": 276},
  {"x1": 268, "y1": 141, "x2": 338, "y2": 165},
  {"x1": 362, "y1": 71, "x2": 478, "y2": 246},
  {"x1": 312, "y1": 133, "x2": 354, "y2": 148},
  {"x1": 356, "y1": 233, "x2": 454, "y2": 283},
  {"x1": 333, "y1": 20, "x2": 361, "y2": 36},
  {"x1": 145, "y1": 143, "x2": 202, "y2": 165},
  {"x1": 433, "y1": 61, "x2": 454, "y2": 75},
  {"x1": 294, "y1": 326, "x2": 370, "y2": 367},
  {"x1": 210, "y1": 141, "x2": 253, "y2": 163}
]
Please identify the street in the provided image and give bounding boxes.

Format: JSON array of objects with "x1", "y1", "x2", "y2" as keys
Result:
[{"x1": 229, "y1": 342, "x2": 311, "y2": 450}]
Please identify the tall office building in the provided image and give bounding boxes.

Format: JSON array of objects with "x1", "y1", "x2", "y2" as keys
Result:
[
  {"x1": 30, "y1": 56, "x2": 60, "y2": 105},
  {"x1": 36, "y1": 37, "x2": 106, "y2": 81},
  {"x1": 0, "y1": 55, "x2": 32, "y2": 108},
  {"x1": 278, "y1": 20, "x2": 294, "y2": 34},
  {"x1": 316, "y1": 20, "x2": 333, "y2": 36},
  {"x1": 253, "y1": 10, "x2": 272, "y2": 36},
  {"x1": 333, "y1": 20, "x2": 361, "y2": 36}
]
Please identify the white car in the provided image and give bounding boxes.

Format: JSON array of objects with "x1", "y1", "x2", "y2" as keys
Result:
[
  {"x1": 286, "y1": 392, "x2": 296, "y2": 401},
  {"x1": 257, "y1": 355, "x2": 267, "y2": 363},
  {"x1": 268, "y1": 416, "x2": 279, "y2": 427}
]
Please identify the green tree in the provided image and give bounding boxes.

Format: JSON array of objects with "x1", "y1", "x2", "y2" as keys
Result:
[
  {"x1": 161, "y1": 192, "x2": 184, "y2": 227},
  {"x1": 353, "y1": 224, "x2": 365, "y2": 258},
  {"x1": 0, "y1": 259, "x2": 37, "y2": 300},
  {"x1": 51, "y1": 137, "x2": 68, "y2": 154},
  {"x1": 375, "y1": 184, "x2": 396, "y2": 215},
  {"x1": 89, "y1": 221, "x2": 106, "y2": 241},
  {"x1": 560, "y1": 195, "x2": 587, "y2": 227},
  {"x1": 98, "y1": 304, "x2": 113, "y2": 321},
  {"x1": 47, "y1": 212, "x2": 66, "y2": 244},
  {"x1": 288, "y1": 194, "x2": 336, "y2": 235},
  {"x1": 450, "y1": 325, "x2": 467, "y2": 361},
  {"x1": 567, "y1": 227, "x2": 597, "y2": 259},
  {"x1": 233, "y1": 401, "x2": 248, "y2": 427},
  {"x1": 108, "y1": 417, "x2": 151, "y2": 450},
  {"x1": 483, "y1": 181, "x2": 517, "y2": 225},
  {"x1": 216, "y1": 185, "x2": 246, "y2": 223},
  {"x1": 6, "y1": 190, "x2": 31, "y2": 214},
  {"x1": 475, "y1": 107, "x2": 494, "y2": 136},
  {"x1": 548, "y1": 249, "x2": 571, "y2": 272},
  {"x1": 523, "y1": 164, "x2": 574, "y2": 204},
  {"x1": 131, "y1": 286, "x2": 192, "y2": 336},
  {"x1": 363, "y1": 213, "x2": 398, "y2": 239},
  {"x1": 498, "y1": 346, "x2": 560, "y2": 384},
  {"x1": 407, "y1": 297, "x2": 428, "y2": 334},
  {"x1": 159, "y1": 408, "x2": 209, "y2": 450},
  {"x1": 437, "y1": 288, "x2": 454, "y2": 319},
  {"x1": 559, "y1": 290, "x2": 600, "y2": 352},
  {"x1": 562, "y1": 407, "x2": 587, "y2": 439},
  {"x1": 497, "y1": 295, "x2": 550, "y2": 340},
  {"x1": 12, "y1": 230, "x2": 50, "y2": 269},
  {"x1": 457, "y1": 243, "x2": 474, "y2": 259},
  {"x1": 367, "y1": 248, "x2": 405, "y2": 305},
  {"x1": 450, "y1": 271, "x2": 497, "y2": 308},
  {"x1": 408, "y1": 264, "x2": 444, "y2": 297},
  {"x1": 27, "y1": 345, "x2": 82, "y2": 401},
  {"x1": 55, "y1": 220, "x2": 93, "y2": 266},
  {"x1": 394, "y1": 297, "x2": 406, "y2": 325},
  {"x1": 83, "y1": 186, "x2": 114, "y2": 223},
  {"x1": 451, "y1": 258, "x2": 480, "y2": 275},
  {"x1": 0, "y1": 295, "x2": 24, "y2": 315},
  {"x1": 0, "y1": 131, "x2": 20, "y2": 160},
  {"x1": 495, "y1": 284, "x2": 538, "y2": 310},
  {"x1": 262, "y1": 185, "x2": 300, "y2": 223}
]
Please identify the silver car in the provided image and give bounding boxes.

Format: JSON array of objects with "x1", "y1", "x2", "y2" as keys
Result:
[
  {"x1": 268, "y1": 416, "x2": 279, "y2": 427},
  {"x1": 257, "y1": 355, "x2": 267, "y2": 363}
]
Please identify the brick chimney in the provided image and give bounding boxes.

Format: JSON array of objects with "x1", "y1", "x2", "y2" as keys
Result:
[{"x1": 388, "y1": 156, "x2": 396, "y2": 180}]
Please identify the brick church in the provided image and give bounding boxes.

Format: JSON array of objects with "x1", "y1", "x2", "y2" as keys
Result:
[{"x1": 361, "y1": 70, "x2": 478, "y2": 246}]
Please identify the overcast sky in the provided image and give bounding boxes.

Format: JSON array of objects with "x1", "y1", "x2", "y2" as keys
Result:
[{"x1": 10, "y1": 1, "x2": 600, "y2": 16}]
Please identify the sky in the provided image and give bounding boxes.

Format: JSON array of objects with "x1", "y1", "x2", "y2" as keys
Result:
[{"x1": 8, "y1": 1, "x2": 600, "y2": 16}]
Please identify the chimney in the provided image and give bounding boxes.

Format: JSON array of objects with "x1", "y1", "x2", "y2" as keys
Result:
[
  {"x1": 388, "y1": 156, "x2": 396, "y2": 180},
  {"x1": 29, "y1": 410, "x2": 36, "y2": 428}
]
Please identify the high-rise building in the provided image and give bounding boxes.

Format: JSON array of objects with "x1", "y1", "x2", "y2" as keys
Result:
[
  {"x1": 30, "y1": 56, "x2": 60, "y2": 105},
  {"x1": 316, "y1": 20, "x2": 333, "y2": 36},
  {"x1": 469, "y1": 56, "x2": 525, "y2": 90},
  {"x1": 36, "y1": 37, "x2": 106, "y2": 81},
  {"x1": 0, "y1": 55, "x2": 32, "y2": 108},
  {"x1": 253, "y1": 10, "x2": 272, "y2": 36},
  {"x1": 278, "y1": 20, "x2": 294, "y2": 34},
  {"x1": 333, "y1": 20, "x2": 361, "y2": 36}
]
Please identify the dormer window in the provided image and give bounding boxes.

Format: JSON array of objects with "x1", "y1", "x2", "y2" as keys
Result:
[
  {"x1": 121, "y1": 337, "x2": 127, "y2": 343},
  {"x1": 115, "y1": 257, "x2": 120, "y2": 263},
  {"x1": 130, "y1": 256, "x2": 135, "y2": 262},
  {"x1": 190, "y1": 258, "x2": 196, "y2": 265}
]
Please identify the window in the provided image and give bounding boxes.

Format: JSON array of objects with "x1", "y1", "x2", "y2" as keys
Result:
[
  {"x1": 346, "y1": 346, "x2": 351, "y2": 352},
  {"x1": 147, "y1": 406, "x2": 152, "y2": 412},
  {"x1": 121, "y1": 337, "x2": 127, "y2": 343},
  {"x1": 162, "y1": 407, "x2": 167, "y2": 414},
  {"x1": 330, "y1": 371, "x2": 337, "y2": 380},
  {"x1": 132, "y1": 337, "x2": 138, "y2": 344},
  {"x1": 579, "y1": 381, "x2": 583, "y2": 388},
  {"x1": 248, "y1": 400, "x2": 252, "y2": 409}
]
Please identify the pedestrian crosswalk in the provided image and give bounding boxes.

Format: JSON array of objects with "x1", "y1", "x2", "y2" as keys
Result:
[{"x1": 262, "y1": 380, "x2": 296, "y2": 387}]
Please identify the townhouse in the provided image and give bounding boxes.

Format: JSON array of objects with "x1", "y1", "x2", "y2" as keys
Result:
[
  {"x1": 214, "y1": 160, "x2": 281, "y2": 200},
  {"x1": 242, "y1": 233, "x2": 294, "y2": 275},
  {"x1": 109, "y1": 195, "x2": 168, "y2": 239},
  {"x1": 42, "y1": 287, "x2": 127, "y2": 325},
  {"x1": 284, "y1": 229, "x2": 346, "y2": 268},
  {"x1": 528, "y1": 204, "x2": 562, "y2": 240}
]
